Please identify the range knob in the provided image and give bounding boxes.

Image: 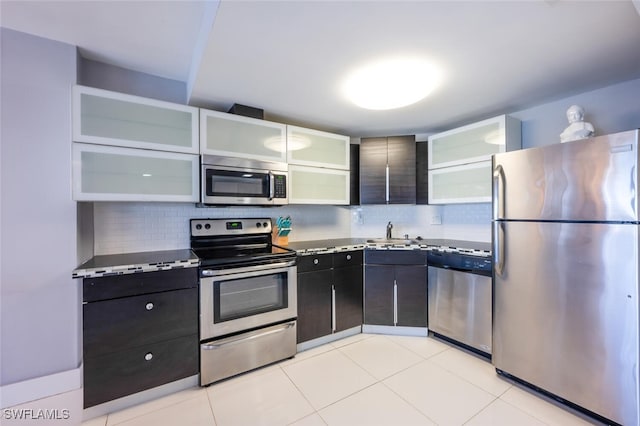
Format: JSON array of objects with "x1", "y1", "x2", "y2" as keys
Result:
[
  {"x1": 263, "y1": 222, "x2": 269, "y2": 228},
  {"x1": 195, "y1": 224, "x2": 202, "y2": 230},
  {"x1": 256, "y1": 222, "x2": 262, "y2": 228},
  {"x1": 204, "y1": 223, "x2": 211, "y2": 230}
]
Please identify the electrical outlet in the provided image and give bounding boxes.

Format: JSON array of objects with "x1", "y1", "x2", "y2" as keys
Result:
[{"x1": 430, "y1": 214, "x2": 442, "y2": 225}]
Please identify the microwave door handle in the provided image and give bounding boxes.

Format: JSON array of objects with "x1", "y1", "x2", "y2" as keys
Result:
[{"x1": 268, "y1": 172, "x2": 275, "y2": 200}]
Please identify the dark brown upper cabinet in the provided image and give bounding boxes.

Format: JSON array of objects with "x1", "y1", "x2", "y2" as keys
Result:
[
  {"x1": 360, "y1": 135, "x2": 416, "y2": 204},
  {"x1": 416, "y1": 141, "x2": 429, "y2": 204}
]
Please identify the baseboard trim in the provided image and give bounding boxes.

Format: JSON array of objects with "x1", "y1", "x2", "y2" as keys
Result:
[
  {"x1": 1, "y1": 367, "x2": 82, "y2": 409},
  {"x1": 362, "y1": 325, "x2": 428, "y2": 336},
  {"x1": 296, "y1": 326, "x2": 361, "y2": 352},
  {"x1": 82, "y1": 375, "x2": 199, "y2": 421}
]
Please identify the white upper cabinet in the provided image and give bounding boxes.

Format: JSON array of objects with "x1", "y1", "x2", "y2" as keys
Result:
[
  {"x1": 428, "y1": 115, "x2": 521, "y2": 169},
  {"x1": 426, "y1": 115, "x2": 520, "y2": 204},
  {"x1": 286, "y1": 125, "x2": 350, "y2": 170},
  {"x1": 200, "y1": 109, "x2": 287, "y2": 162},
  {"x1": 72, "y1": 85, "x2": 199, "y2": 153},
  {"x1": 72, "y1": 143, "x2": 199, "y2": 202},
  {"x1": 288, "y1": 165, "x2": 350, "y2": 205},
  {"x1": 428, "y1": 161, "x2": 492, "y2": 204}
]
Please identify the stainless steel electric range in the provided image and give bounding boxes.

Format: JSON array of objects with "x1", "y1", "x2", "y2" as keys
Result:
[{"x1": 190, "y1": 218, "x2": 297, "y2": 386}]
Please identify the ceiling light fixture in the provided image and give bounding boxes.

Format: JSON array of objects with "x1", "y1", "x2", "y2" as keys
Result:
[{"x1": 342, "y1": 57, "x2": 442, "y2": 110}]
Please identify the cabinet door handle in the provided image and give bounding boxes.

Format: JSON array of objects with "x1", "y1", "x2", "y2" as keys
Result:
[
  {"x1": 332, "y1": 285, "x2": 336, "y2": 332},
  {"x1": 144, "y1": 352, "x2": 153, "y2": 361},
  {"x1": 393, "y1": 280, "x2": 398, "y2": 326},
  {"x1": 313, "y1": 258, "x2": 319, "y2": 265},
  {"x1": 145, "y1": 303, "x2": 154, "y2": 311},
  {"x1": 385, "y1": 165, "x2": 390, "y2": 203},
  {"x1": 346, "y1": 254, "x2": 351, "y2": 261}
]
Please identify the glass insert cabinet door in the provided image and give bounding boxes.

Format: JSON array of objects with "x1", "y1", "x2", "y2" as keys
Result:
[
  {"x1": 288, "y1": 165, "x2": 350, "y2": 205},
  {"x1": 286, "y1": 125, "x2": 350, "y2": 170},
  {"x1": 428, "y1": 115, "x2": 520, "y2": 169},
  {"x1": 428, "y1": 161, "x2": 492, "y2": 204},
  {"x1": 200, "y1": 109, "x2": 287, "y2": 162},
  {"x1": 73, "y1": 85, "x2": 199, "y2": 154},
  {"x1": 72, "y1": 143, "x2": 199, "y2": 202}
]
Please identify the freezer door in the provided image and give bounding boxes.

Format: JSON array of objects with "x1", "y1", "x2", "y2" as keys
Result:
[
  {"x1": 493, "y1": 130, "x2": 639, "y2": 222},
  {"x1": 493, "y1": 221, "x2": 639, "y2": 425}
]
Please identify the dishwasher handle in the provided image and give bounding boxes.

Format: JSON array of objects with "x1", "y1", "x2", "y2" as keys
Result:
[{"x1": 427, "y1": 264, "x2": 492, "y2": 277}]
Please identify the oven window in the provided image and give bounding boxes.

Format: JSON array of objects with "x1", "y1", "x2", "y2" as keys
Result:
[
  {"x1": 206, "y1": 169, "x2": 269, "y2": 197},
  {"x1": 214, "y1": 272, "x2": 288, "y2": 323}
]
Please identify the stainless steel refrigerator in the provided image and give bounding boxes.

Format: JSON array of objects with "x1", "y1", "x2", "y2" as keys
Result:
[{"x1": 492, "y1": 129, "x2": 639, "y2": 426}]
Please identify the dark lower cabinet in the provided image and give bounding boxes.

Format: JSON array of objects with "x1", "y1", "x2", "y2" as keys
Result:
[
  {"x1": 395, "y1": 266, "x2": 428, "y2": 327},
  {"x1": 363, "y1": 265, "x2": 395, "y2": 325},
  {"x1": 334, "y1": 262, "x2": 364, "y2": 332},
  {"x1": 297, "y1": 250, "x2": 363, "y2": 344},
  {"x1": 364, "y1": 250, "x2": 428, "y2": 327},
  {"x1": 83, "y1": 334, "x2": 198, "y2": 408},
  {"x1": 82, "y1": 268, "x2": 198, "y2": 408},
  {"x1": 297, "y1": 268, "x2": 333, "y2": 343}
]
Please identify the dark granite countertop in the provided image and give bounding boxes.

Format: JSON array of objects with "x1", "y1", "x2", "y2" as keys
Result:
[
  {"x1": 286, "y1": 238, "x2": 491, "y2": 255},
  {"x1": 73, "y1": 249, "x2": 199, "y2": 279},
  {"x1": 285, "y1": 238, "x2": 369, "y2": 254}
]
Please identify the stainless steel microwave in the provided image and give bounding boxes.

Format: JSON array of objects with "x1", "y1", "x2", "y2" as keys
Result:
[{"x1": 200, "y1": 155, "x2": 288, "y2": 206}]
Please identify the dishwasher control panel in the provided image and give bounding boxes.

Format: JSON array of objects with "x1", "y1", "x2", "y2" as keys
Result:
[{"x1": 426, "y1": 250, "x2": 492, "y2": 273}]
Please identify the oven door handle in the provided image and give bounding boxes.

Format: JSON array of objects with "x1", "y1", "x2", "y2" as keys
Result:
[
  {"x1": 201, "y1": 321, "x2": 295, "y2": 350},
  {"x1": 201, "y1": 260, "x2": 296, "y2": 277}
]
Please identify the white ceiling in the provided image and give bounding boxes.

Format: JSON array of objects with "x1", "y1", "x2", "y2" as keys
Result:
[{"x1": 2, "y1": 1, "x2": 640, "y2": 137}]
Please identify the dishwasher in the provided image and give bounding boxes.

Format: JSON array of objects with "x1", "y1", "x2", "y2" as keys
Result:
[{"x1": 427, "y1": 246, "x2": 492, "y2": 357}]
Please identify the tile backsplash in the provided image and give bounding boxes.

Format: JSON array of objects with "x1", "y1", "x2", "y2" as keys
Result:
[{"x1": 93, "y1": 202, "x2": 492, "y2": 255}]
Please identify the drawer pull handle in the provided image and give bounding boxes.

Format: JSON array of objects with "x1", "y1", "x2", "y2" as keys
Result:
[
  {"x1": 313, "y1": 259, "x2": 319, "y2": 265},
  {"x1": 144, "y1": 352, "x2": 153, "y2": 361},
  {"x1": 346, "y1": 254, "x2": 352, "y2": 260},
  {"x1": 145, "y1": 303, "x2": 154, "y2": 311},
  {"x1": 202, "y1": 322, "x2": 295, "y2": 350}
]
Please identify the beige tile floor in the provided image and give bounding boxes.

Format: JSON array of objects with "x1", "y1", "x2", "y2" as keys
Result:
[{"x1": 82, "y1": 334, "x2": 604, "y2": 426}]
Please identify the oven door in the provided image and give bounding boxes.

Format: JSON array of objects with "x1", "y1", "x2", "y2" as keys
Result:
[{"x1": 200, "y1": 261, "x2": 297, "y2": 340}]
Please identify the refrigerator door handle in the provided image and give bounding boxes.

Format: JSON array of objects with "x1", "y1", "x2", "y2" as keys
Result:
[
  {"x1": 493, "y1": 164, "x2": 505, "y2": 219},
  {"x1": 493, "y1": 221, "x2": 505, "y2": 276}
]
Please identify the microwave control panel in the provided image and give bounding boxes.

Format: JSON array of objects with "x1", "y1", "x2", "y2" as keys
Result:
[{"x1": 274, "y1": 174, "x2": 287, "y2": 198}]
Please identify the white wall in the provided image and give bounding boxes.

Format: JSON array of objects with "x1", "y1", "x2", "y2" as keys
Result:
[
  {"x1": 512, "y1": 77, "x2": 640, "y2": 149},
  {"x1": 0, "y1": 28, "x2": 81, "y2": 408}
]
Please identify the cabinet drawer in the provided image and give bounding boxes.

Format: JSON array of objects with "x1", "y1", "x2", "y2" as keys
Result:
[
  {"x1": 333, "y1": 250, "x2": 363, "y2": 268},
  {"x1": 84, "y1": 288, "x2": 197, "y2": 357},
  {"x1": 83, "y1": 268, "x2": 197, "y2": 302},
  {"x1": 297, "y1": 253, "x2": 333, "y2": 272},
  {"x1": 83, "y1": 334, "x2": 198, "y2": 408},
  {"x1": 365, "y1": 250, "x2": 426, "y2": 265}
]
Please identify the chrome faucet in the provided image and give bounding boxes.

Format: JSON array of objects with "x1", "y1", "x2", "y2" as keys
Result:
[{"x1": 386, "y1": 221, "x2": 393, "y2": 239}]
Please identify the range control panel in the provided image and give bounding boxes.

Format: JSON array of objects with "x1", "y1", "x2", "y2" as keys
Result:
[{"x1": 191, "y1": 218, "x2": 272, "y2": 237}]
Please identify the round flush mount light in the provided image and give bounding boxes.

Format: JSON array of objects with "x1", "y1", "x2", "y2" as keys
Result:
[{"x1": 342, "y1": 57, "x2": 442, "y2": 110}]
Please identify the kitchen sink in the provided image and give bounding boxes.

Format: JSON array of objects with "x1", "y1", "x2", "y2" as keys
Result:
[{"x1": 367, "y1": 238, "x2": 419, "y2": 245}]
